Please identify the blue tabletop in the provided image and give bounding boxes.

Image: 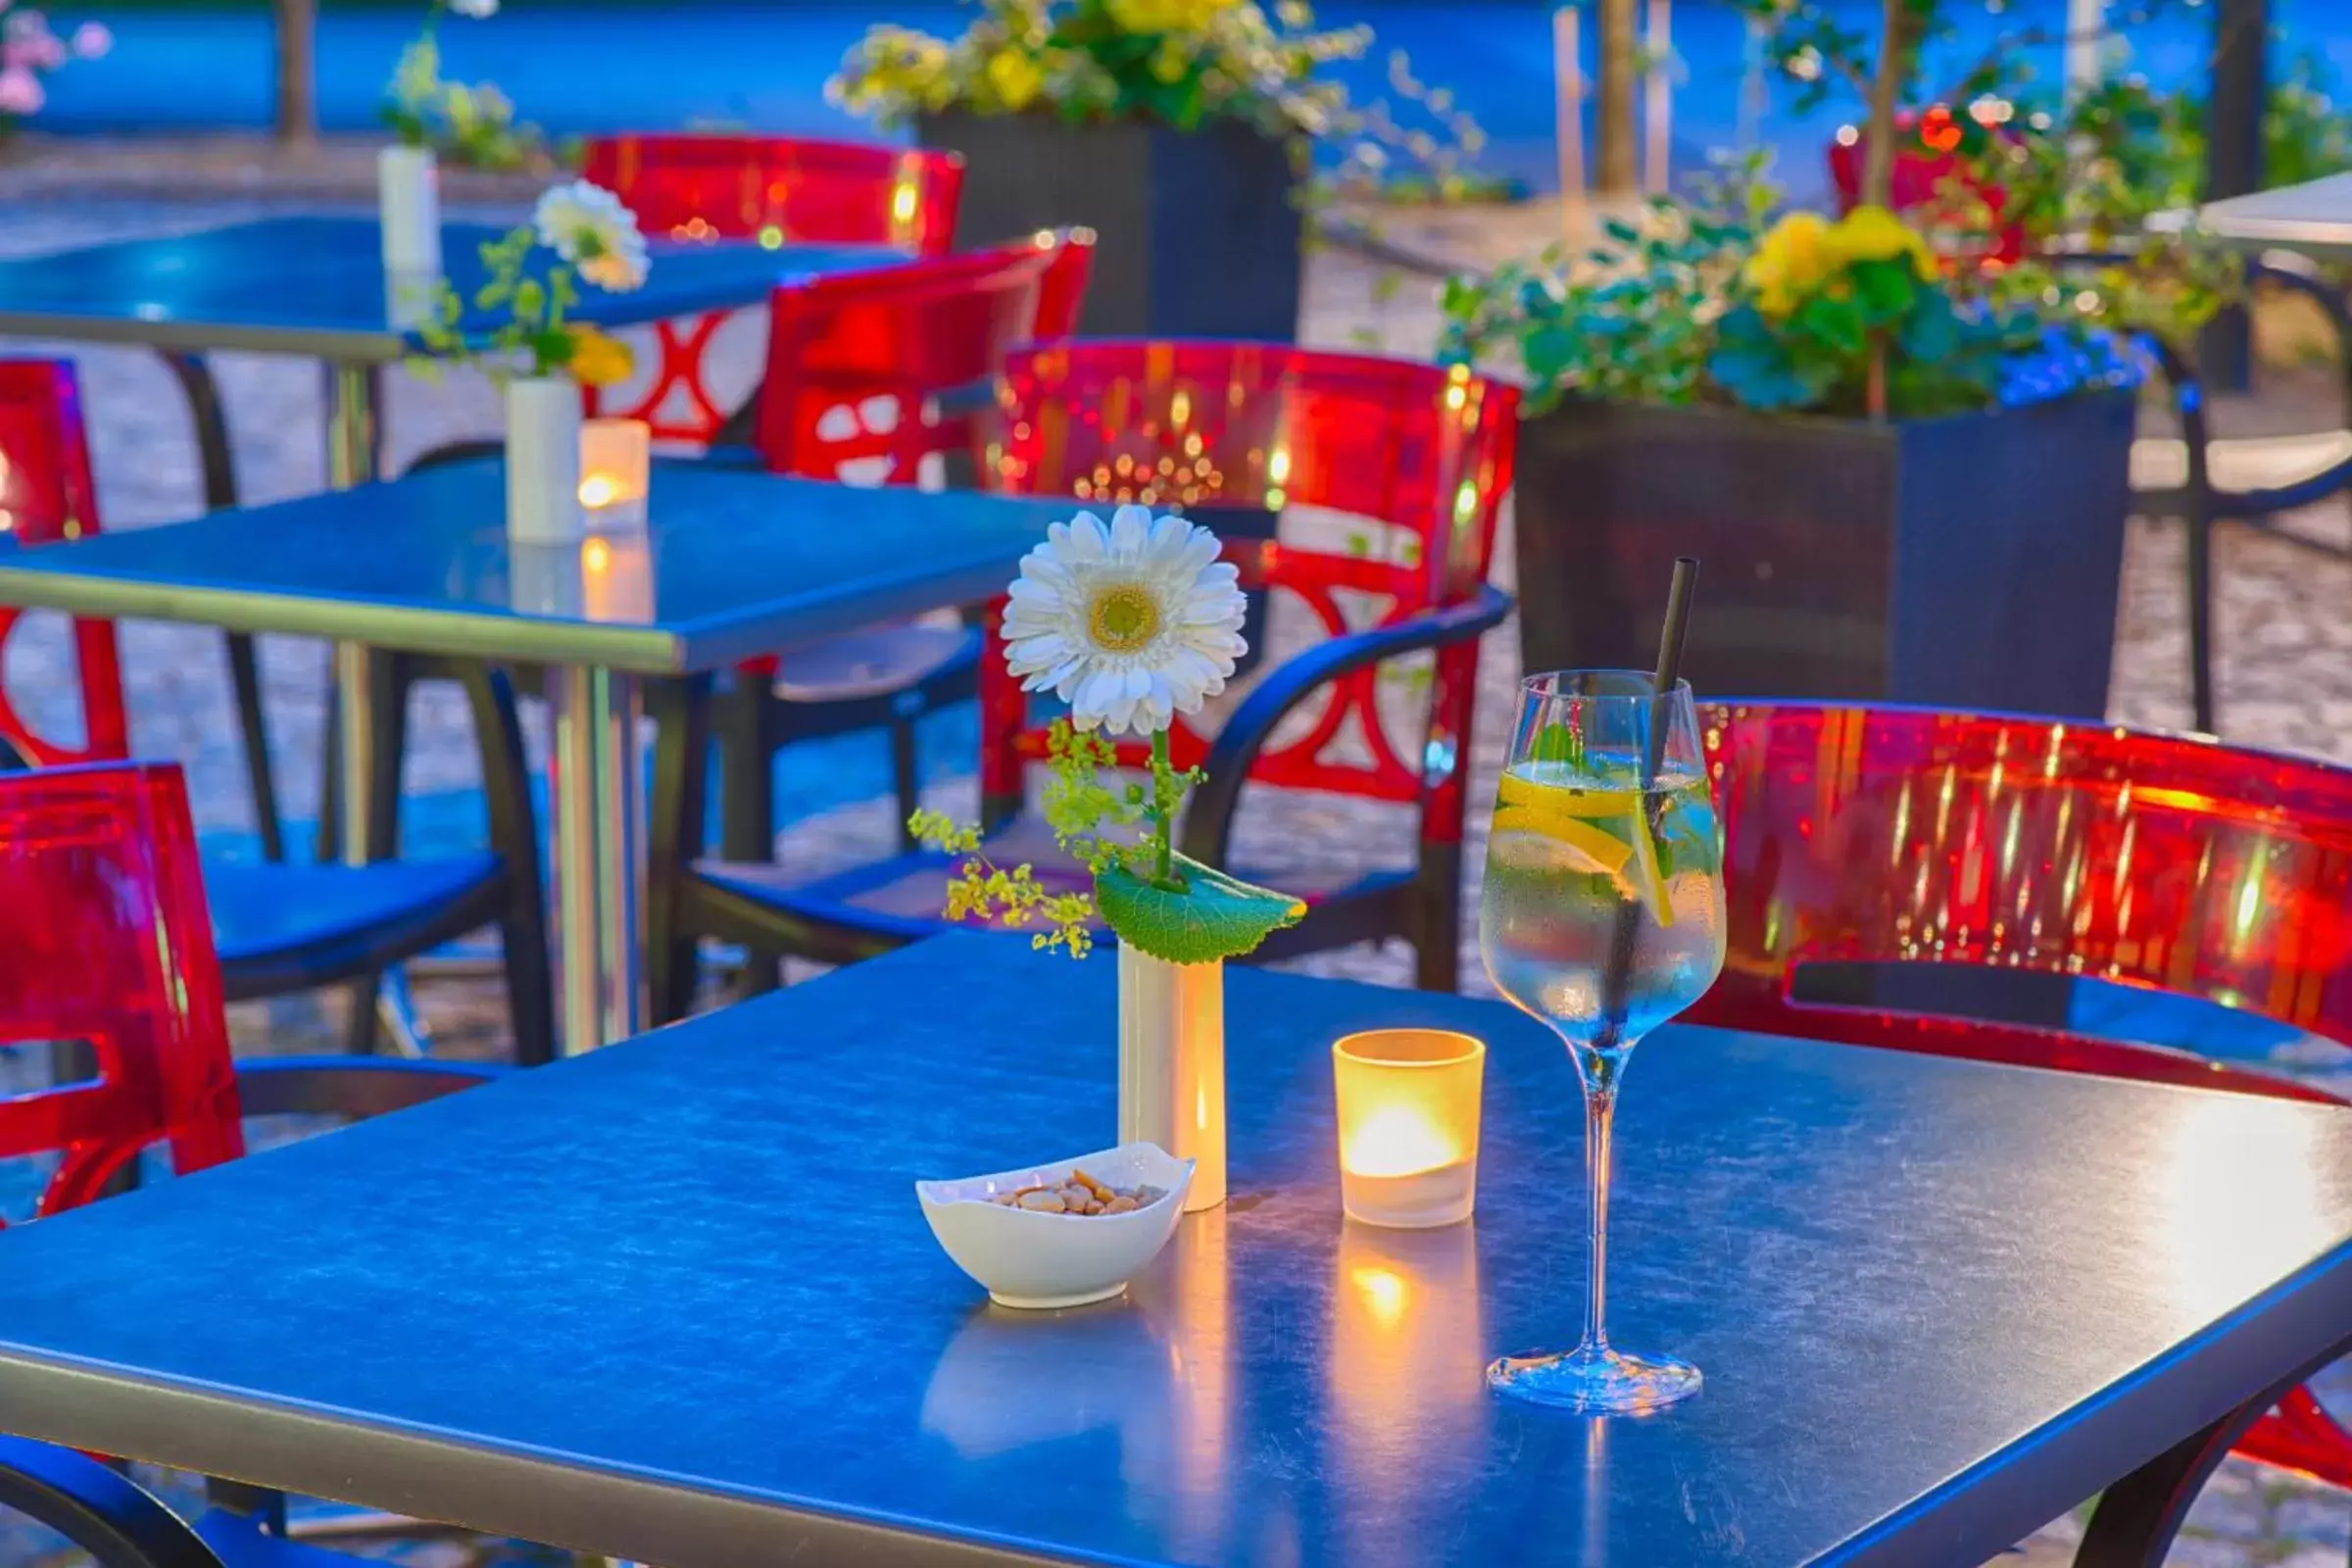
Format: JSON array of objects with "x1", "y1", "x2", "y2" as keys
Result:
[
  {"x1": 0, "y1": 934, "x2": 2348, "y2": 1567},
  {"x1": 0, "y1": 458, "x2": 1071, "y2": 673},
  {"x1": 0, "y1": 216, "x2": 899, "y2": 359}
]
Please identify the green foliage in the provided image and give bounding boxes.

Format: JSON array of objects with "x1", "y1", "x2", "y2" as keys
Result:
[
  {"x1": 381, "y1": 16, "x2": 548, "y2": 173},
  {"x1": 411, "y1": 225, "x2": 585, "y2": 380},
  {"x1": 913, "y1": 717, "x2": 1300, "y2": 962},
  {"x1": 1438, "y1": 152, "x2": 1774, "y2": 414}
]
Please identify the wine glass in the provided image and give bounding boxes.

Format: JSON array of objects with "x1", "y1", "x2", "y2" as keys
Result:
[{"x1": 1480, "y1": 670, "x2": 1727, "y2": 1413}]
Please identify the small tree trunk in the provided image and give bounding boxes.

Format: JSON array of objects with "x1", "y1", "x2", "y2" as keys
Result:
[
  {"x1": 273, "y1": 0, "x2": 318, "y2": 148},
  {"x1": 1857, "y1": 0, "x2": 1910, "y2": 209},
  {"x1": 1593, "y1": 0, "x2": 1640, "y2": 198}
]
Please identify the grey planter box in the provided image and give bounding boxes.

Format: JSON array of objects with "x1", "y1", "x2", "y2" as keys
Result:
[
  {"x1": 1511, "y1": 389, "x2": 2138, "y2": 719},
  {"x1": 917, "y1": 112, "x2": 1303, "y2": 341}
]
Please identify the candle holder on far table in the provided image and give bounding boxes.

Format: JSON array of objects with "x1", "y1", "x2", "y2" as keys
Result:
[
  {"x1": 578, "y1": 416, "x2": 650, "y2": 530},
  {"x1": 1333, "y1": 1029, "x2": 1485, "y2": 1229}
]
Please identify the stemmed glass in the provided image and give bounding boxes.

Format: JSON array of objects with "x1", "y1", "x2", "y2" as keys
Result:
[{"x1": 1480, "y1": 670, "x2": 1727, "y2": 1413}]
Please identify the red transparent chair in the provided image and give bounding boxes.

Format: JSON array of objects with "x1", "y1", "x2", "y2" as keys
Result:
[
  {"x1": 577, "y1": 132, "x2": 966, "y2": 449},
  {"x1": 0, "y1": 761, "x2": 496, "y2": 1566},
  {"x1": 675, "y1": 232, "x2": 1094, "y2": 954},
  {"x1": 0, "y1": 360, "x2": 554, "y2": 1063},
  {"x1": 1692, "y1": 701, "x2": 2352, "y2": 1495},
  {"x1": 655, "y1": 342, "x2": 1519, "y2": 1013}
]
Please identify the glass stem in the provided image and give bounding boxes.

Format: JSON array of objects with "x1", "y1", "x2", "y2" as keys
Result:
[{"x1": 1580, "y1": 1053, "x2": 1620, "y2": 1360}]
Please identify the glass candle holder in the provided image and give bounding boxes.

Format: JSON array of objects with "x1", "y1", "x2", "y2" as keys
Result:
[
  {"x1": 577, "y1": 416, "x2": 650, "y2": 518},
  {"x1": 1333, "y1": 1029, "x2": 1485, "y2": 1229}
]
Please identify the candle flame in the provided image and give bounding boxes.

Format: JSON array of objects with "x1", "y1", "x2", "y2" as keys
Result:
[
  {"x1": 578, "y1": 474, "x2": 620, "y2": 509},
  {"x1": 1345, "y1": 1105, "x2": 1462, "y2": 1179}
]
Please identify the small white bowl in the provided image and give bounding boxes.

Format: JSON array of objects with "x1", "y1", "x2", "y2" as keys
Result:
[{"x1": 916, "y1": 1142, "x2": 1195, "y2": 1310}]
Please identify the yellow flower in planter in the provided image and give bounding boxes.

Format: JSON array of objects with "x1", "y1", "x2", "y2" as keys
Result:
[
  {"x1": 564, "y1": 325, "x2": 634, "y2": 388},
  {"x1": 985, "y1": 48, "x2": 1045, "y2": 111},
  {"x1": 1105, "y1": 0, "x2": 1234, "y2": 35},
  {"x1": 1149, "y1": 36, "x2": 1194, "y2": 83},
  {"x1": 1743, "y1": 210, "x2": 1835, "y2": 319},
  {"x1": 1828, "y1": 204, "x2": 1936, "y2": 279}
]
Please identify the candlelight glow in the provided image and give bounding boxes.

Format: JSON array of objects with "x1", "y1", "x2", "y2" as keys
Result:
[
  {"x1": 577, "y1": 417, "x2": 649, "y2": 514},
  {"x1": 1333, "y1": 1029, "x2": 1485, "y2": 1229}
]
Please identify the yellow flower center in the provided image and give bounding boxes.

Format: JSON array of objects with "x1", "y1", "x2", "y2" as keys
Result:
[{"x1": 1088, "y1": 583, "x2": 1161, "y2": 653}]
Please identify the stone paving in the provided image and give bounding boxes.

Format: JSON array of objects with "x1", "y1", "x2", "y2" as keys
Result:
[{"x1": 4, "y1": 191, "x2": 2352, "y2": 1564}]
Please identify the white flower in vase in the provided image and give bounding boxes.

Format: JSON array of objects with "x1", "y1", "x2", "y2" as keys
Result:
[
  {"x1": 532, "y1": 179, "x2": 649, "y2": 293},
  {"x1": 1002, "y1": 504, "x2": 1248, "y2": 736},
  {"x1": 447, "y1": 0, "x2": 499, "y2": 17}
]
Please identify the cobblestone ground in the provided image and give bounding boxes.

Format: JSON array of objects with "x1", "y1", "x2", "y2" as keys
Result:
[{"x1": 4, "y1": 194, "x2": 2352, "y2": 1565}]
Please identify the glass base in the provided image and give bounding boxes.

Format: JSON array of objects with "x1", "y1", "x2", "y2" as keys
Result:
[{"x1": 1486, "y1": 1345, "x2": 1701, "y2": 1414}]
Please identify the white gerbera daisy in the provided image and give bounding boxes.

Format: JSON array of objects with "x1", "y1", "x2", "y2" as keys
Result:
[
  {"x1": 1004, "y1": 505, "x2": 1248, "y2": 737},
  {"x1": 447, "y1": 0, "x2": 499, "y2": 18},
  {"x1": 532, "y1": 180, "x2": 649, "y2": 293}
]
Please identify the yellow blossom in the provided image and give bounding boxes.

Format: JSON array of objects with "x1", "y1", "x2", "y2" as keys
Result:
[
  {"x1": 564, "y1": 325, "x2": 633, "y2": 388},
  {"x1": 1742, "y1": 209, "x2": 1835, "y2": 319},
  {"x1": 1827, "y1": 204, "x2": 1936, "y2": 279},
  {"x1": 985, "y1": 47, "x2": 1044, "y2": 111},
  {"x1": 1149, "y1": 35, "x2": 1193, "y2": 83},
  {"x1": 1104, "y1": 0, "x2": 1233, "y2": 35}
]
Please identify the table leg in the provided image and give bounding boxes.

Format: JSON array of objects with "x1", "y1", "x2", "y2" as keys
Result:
[
  {"x1": 2072, "y1": 1339, "x2": 2352, "y2": 1567},
  {"x1": 548, "y1": 665, "x2": 645, "y2": 1052},
  {"x1": 324, "y1": 363, "x2": 383, "y2": 871}
]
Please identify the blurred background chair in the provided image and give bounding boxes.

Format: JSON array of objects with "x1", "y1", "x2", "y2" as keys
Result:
[
  {"x1": 580, "y1": 131, "x2": 967, "y2": 450},
  {"x1": 652, "y1": 341, "x2": 1519, "y2": 1015},
  {"x1": 0, "y1": 360, "x2": 552, "y2": 1064},
  {"x1": 1692, "y1": 700, "x2": 2352, "y2": 1494},
  {"x1": 0, "y1": 759, "x2": 501, "y2": 1565}
]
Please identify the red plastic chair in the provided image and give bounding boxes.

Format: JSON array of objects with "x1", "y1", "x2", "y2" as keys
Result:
[
  {"x1": 0, "y1": 760, "x2": 496, "y2": 1562},
  {"x1": 1692, "y1": 701, "x2": 2352, "y2": 1489},
  {"x1": 661, "y1": 233, "x2": 1095, "y2": 1005},
  {"x1": 1828, "y1": 106, "x2": 2026, "y2": 266},
  {"x1": 0, "y1": 362, "x2": 128, "y2": 766},
  {"x1": 665, "y1": 342, "x2": 1520, "y2": 1004},
  {"x1": 0, "y1": 359, "x2": 555, "y2": 1063},
  {"x1": 578, "y1": 132, "x2": 966, "y2": 448}
]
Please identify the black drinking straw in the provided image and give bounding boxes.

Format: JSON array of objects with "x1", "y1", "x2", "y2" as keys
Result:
[{"x1": 1595, "y1": 557, "x2": 1699, "y2": 1045}]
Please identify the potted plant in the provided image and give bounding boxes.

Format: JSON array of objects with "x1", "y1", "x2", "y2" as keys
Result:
[{"x1": 828, "y1": 0, "x2": 1378, "y2": 340}]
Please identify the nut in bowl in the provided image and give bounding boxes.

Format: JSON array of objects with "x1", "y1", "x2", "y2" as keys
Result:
[{"x1": 916, "y1": 1142, "x2": 1194, "y2": 1310}]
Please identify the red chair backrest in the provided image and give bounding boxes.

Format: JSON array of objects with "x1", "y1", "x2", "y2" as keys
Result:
[
  {"x1": 1692, "y1": 702, "x2": 2352, "y2": 1103},
  {"x1": 1828, "y1": 107, "x2": 2026, "y2": 266},
  {"x1": 0, "y1": 361, "x2": 130, "y2": 767},
  {"x1": 756, "y1": 230, "x2": 1093, "y2": 488},
  {"x1": 975, "y1": 341, "x2": 1519, "y2": 838},
  {"x1": 0, "y1": 762, "x2": 243, "y2": 1222},
  {"x1": 580, "y1": 133, "x2": 964, "y2": 256}
]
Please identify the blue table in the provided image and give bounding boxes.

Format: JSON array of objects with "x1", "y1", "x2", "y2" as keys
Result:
[
  {"x1": 0, "y1": 933, "x2": 2347, "y2": 1567},
  {"x1": 0, "y1": 460, "x2": 1070, "y2": 1052},
  {"x1": 0, "y1": 215, "x2": 902, "y2": 984}
]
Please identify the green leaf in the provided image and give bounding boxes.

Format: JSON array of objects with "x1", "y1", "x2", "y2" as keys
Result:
[{"x1": 1096, "y1": 855, "x2": 1305, "y2": 964}]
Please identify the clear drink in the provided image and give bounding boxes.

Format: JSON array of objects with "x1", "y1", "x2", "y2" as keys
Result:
[
  {"x1": 1480, "y1": 671, "x2": 1727, "y2": 1416},
  {"x1": 1480, "y1": 757, "x2": 1726, "y2": 1049}
]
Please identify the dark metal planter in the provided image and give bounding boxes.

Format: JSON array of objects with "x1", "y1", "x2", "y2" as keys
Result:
[
  {"x1": 916, "y1": 112, "x2": 1303, "y2": 341},
  {"x1": 1511, "y1": 389, "x2": 2138, "y2": 719}
]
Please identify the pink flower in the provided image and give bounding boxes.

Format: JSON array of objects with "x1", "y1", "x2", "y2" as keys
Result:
[
  {"x1": 70, "y1": 20, "x2": 105, "y2": 57},
  {"x1": 0, "y1": 66, "x2": 44, "y2": 115},
  {"x1": 26, "y1": 29, "x2": 59, "y2": 67}
]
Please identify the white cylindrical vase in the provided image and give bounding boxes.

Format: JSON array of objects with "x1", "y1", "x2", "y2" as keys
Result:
[
  {"x1": 505, "y1": 375, "x2": 585, "y2": 545},
  {"x1": 376, "y1": 144, "x2": 443, "y2": 279},
  {"x1": 1118, "y1": 945, "x2": 1226, "y2": 1213}
]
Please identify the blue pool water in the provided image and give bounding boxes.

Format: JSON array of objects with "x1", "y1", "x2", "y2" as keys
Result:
[{"x1": 27, "y1": 2, "x2": 2351, "y2": 200}]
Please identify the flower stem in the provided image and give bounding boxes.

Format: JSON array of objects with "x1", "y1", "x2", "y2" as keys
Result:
[{"x1": 1149, "y1": 727, "x2": 1178, "y2": 888}]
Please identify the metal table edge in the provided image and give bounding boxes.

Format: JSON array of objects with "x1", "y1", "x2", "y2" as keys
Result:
[
  {"x1": 0, "y1": 311, "x2": 403, "y2": 363},
  {"x1": 0, "y1": 1343, "x2": 1084, "y2": 1568},
  {"x1": 0, "y1": 566, "x2": 688, "y2": 674},
  {"x1": 1824, "y1": 1232, "x2": 2352, "y2": 1567}
]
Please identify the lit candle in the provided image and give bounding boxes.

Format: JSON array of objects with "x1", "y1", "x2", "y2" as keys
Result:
[
  {"x1": 577, "y1": 416, "x2": 649, "y2": 520},
  {"x1": 1333, "y1": 1029, "x2": 1485, "y2": 1229}
]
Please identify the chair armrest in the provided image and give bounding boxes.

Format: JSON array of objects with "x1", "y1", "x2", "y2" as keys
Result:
[
  {"x1": 0, "y1": 1435, "x2": 229, "y2": 1568},
  {"x1": 233, "y1": 1057, "x2": 504, "y2": 1122},
  {"x1": 1180, "y1": 583, "x2": 1514, "y2": 866}
]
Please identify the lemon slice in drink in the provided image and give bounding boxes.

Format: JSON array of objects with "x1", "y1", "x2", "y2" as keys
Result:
[{"x1": 1492, "y1": 764, "x2": 1674, "y2": 926}]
